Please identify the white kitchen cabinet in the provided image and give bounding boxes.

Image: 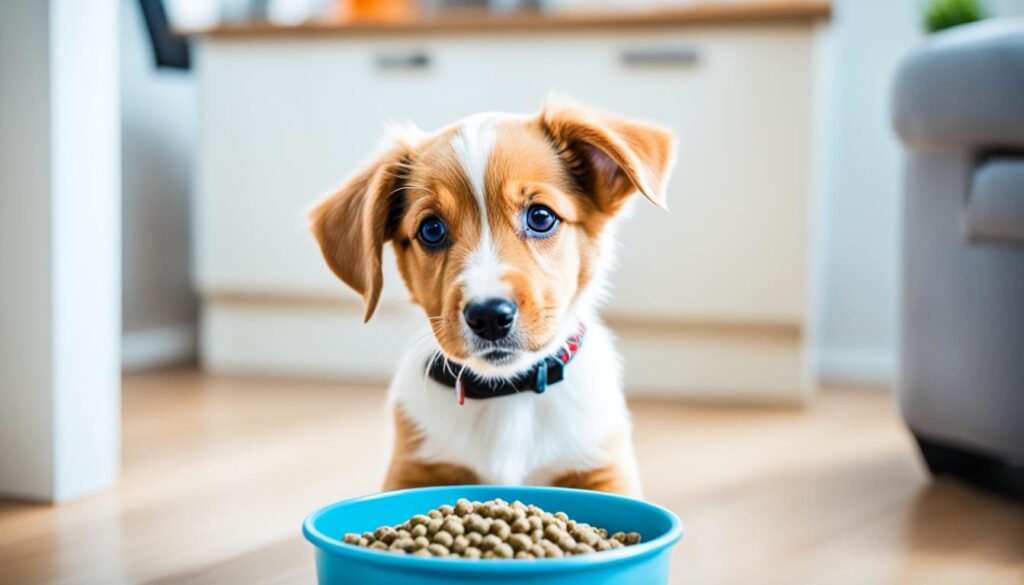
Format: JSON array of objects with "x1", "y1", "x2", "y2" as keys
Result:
[{"x1": 194, "y1": 5, "x2": 828, "y2": 401}]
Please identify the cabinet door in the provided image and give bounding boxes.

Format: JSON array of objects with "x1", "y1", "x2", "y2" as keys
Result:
[{"x1": 197, "y1": 25, "x2": 813, "y2": 323}]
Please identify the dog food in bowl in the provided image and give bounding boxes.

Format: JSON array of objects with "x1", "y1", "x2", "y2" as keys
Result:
[
  {"x1": 306, "y1": 486, "x2": 683, "y2": 584},
  {"x1": 341, "y1": 498, "x2": 642, "y2": 559}
]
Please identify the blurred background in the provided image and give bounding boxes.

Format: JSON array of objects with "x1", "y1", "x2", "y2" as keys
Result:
[{"x1": 1, "y1": 0, "x2": 1022, "y2": 583}]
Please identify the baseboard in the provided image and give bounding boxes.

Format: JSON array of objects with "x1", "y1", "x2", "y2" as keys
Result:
[
  {"x1": 122, "y1": 324, "x2": 197, "y2": 371},
  {"x1": 815, "y1": 348, "x2": 895, "y2": 387},
  {"x1": 201, "y1": 298, "x2": 812, "y2": 403}
]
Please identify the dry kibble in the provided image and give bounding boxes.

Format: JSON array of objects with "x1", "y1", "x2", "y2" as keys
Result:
[
  {"x1": 511, "y1": 517, "x2": 531, "y2": 534},
  {"x1": 480, "y1": 534, "x2": 502, "y2": 551},
  {"x1": 490, "y1": 519, "x2": 511, "y2": 540},
  {"x1": 432, "y1": 531, "x2": 454, "y2": 548},
  {"x1": 393, "y1": 537, "x2": 416, "y2": 552},
  {"x1": 338, "y1": 499, "x2": 642, "y2": 560},
  {"x1": 540, "y1": 541, "x2": 564, "y2": 558},
  {"x1": 571, "y1": 526, "x2": 599, "y2": 547},
  {"x1": 465, "y1": 514, "x2": 488, "y2": 534},
  {"x1": 442, "y1": 517, "x2": 465, "y2": 536},
  {"x1": 427, "y1": 544, "x2": 449, "y2": 557},
  {"x1": 454, "y1": 499, "x2": 473, "y2": 517},
  {"x1": 494, "y1": 543, "x2": 514, "y2": 559},
  {"x1": 508, "y1": 533, "x2": 532, "y2": 552},
  {"x1": 528, "y1": 516, "x2": 543, "y2": 531},
  {"x1": 375, "y1": 526, "x2": 398, "y2": 544}
]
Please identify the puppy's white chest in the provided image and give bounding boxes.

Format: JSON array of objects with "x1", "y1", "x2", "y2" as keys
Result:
[
  {"x1": 428, "y1": 395, "x2": 573, "y2": 485},
  {"x1": 389, "y1": 324, "x2": 627, "y2": 485}
]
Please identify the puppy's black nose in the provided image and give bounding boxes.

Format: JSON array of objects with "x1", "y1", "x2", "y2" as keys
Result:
[{"x1": 463, "y1": 298, "x2": 517, "y2": 341}]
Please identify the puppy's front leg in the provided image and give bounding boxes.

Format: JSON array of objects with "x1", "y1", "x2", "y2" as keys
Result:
[
  {"x1": 551, "y1": 464, "x2": 641, "y2": 497},
  {"x1": 382, "y1": 405, "x2": 479, "y2": 491},
  {"x1": 383, "y1": 459, "x2": 479, "y2": 491},
  {"x1": 551, "y1": 429, "x2": 642, "y2": 497}
]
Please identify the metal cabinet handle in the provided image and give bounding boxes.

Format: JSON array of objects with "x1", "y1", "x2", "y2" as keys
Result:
[
  {"x1": 621, "y1": 47, "x2": 699, "y2": 67},
  {"x1": 375, "y1": 51, "x2": 431, "y2": 70}
]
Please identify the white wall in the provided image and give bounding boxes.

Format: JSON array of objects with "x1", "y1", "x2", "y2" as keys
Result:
[
  {"x1": 814, "y1": 0, "x2": 923, "y2": 385},
  {"x1": 0, "y1": 0, "x2": 56, "y2": 500},
  {"x1": 0, "y1": 0, "x2": 120, "y2": 502},
  {"x1": 120, "y1": 0, "x2": 199, "y2": 369}
]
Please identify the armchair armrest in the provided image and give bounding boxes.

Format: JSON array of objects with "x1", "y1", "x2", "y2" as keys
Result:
[{"x1": 893, "y1": 20, "x2": 1024, "y2": 151}]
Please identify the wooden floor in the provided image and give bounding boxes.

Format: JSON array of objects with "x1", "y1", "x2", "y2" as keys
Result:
[{"x1": 1, "y1": 370, "x2": 1022, "y2": 584}]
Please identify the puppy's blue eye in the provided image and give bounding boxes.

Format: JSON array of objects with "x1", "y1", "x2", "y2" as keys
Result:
[
  {"x1": 524, "y1": 204, "x2": 559, "y2": 237},
  {"x1": 417, "y1": 217, "x2": 447, "y2": 248}
]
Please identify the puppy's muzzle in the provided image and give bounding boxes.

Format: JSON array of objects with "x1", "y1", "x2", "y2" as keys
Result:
[{"x1": 463, "y1": 298, "x2": 516, "y2": 341}]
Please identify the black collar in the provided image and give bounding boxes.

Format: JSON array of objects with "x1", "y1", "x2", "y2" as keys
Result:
[{"x1": 426, "y1": 324, "x2": 586, "y2": 403}]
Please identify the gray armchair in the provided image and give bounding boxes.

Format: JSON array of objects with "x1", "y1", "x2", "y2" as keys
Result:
[{"x1": 892, "y1": 20, "x2": 1024, "y2": 497}]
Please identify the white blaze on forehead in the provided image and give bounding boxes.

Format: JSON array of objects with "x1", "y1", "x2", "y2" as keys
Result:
[
  {"x1": 452, "y1": 114, "x2": 511, "y2": 301},
  {"x1": 451, "y1": 113, "x2": 498, "y2": 235}
]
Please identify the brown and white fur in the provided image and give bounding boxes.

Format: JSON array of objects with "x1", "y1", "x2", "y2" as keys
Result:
[{"x1": 310, "y1": 98, "x2": 675, "y2": 496}]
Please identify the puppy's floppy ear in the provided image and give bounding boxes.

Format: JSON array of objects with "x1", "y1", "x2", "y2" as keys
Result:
[
  {"x1": 540, "y1": 98, "x2": 676, "y2": 213},
  {"x1": 310, "y1": 142, "x2": 411, "y2": 322}
]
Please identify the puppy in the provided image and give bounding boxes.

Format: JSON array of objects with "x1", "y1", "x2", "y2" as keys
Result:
[{"x1": 310, "y1": 98, "x2": 675, "y2": 496}]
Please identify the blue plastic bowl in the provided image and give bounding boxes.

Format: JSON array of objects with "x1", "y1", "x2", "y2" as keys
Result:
[{"x1": 303, "y1": 485, "x2": 683, "y2": 585}]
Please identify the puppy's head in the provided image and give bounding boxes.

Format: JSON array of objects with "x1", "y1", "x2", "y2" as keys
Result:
[{"x1": 311, "y1": 99, "x2": 675, "y2": 377}]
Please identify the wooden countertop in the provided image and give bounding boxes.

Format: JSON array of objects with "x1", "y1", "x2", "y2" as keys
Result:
[{"x1": 193, "y1": 0, "x2": 830, "y2": 38}]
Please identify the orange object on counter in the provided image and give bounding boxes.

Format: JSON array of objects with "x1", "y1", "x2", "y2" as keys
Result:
[{"x1": 344, "y1": 0, "x2": 417, "y2": 21}]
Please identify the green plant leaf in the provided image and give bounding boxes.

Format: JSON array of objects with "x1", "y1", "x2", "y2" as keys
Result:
[{"x1": 925, "y1": 0, "x2": 985, "y2": 33}]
